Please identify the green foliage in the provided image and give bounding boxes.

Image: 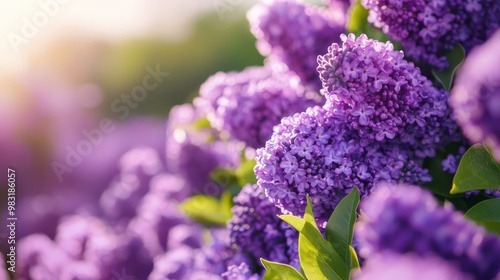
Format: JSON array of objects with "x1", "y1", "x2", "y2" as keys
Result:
[
  {"x1": 326, "y1": 187, "x2": 360, "y2": 268},
  {"x1": 179, "y1": 192, "x2": 233, "y2": 226},
  {"x1": 451, "y1": 144, "x2": 500, "y2": 194},
  {"x1": 349, "y1": 246, "x2": 360, "y2": 269},
  {"x1": 261, "y1": 259, "x2": 306, "y2": 280},
  {"x1": 270, "y1": 195, "x2": 361, "y2": 280},
  {"x1": 465, "y1": 198, "x2": 500, "y2": 235},
  {"x1": 210, "y1": 157, "x2": 257, "y2": 196},
  {"x1": 432, "y1": 44, "x2": 466, "y2": 91}
]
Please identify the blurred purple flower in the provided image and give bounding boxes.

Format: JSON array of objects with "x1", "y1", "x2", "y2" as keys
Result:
[
  {"x1": 248, "y1": 0, "x2": 345, "y2": 89},
  {"x1": 0, "y1": 254, "x2": 8, "y2": 280},
  {"x1": 166, "y1": 104, "x2": 242, "y2": 196},
  {"x1": 353, "y1": 252, "x2": 472, "y2": 280},
  {"x1": 356, "y1": 182, "x2": 500, "y2": 279},
  {"x1": 451, "y1": 31, "x2": 500, "y2": 160},
  {"x1": 222, "y1": 263, "x2": 260, "y2": 280},
  {"x1": 99, "y1": 147, "x2": 164, "y2": 225},
  {"x1": 196, "y1": 62, "x2": 321, "y2": 148}
]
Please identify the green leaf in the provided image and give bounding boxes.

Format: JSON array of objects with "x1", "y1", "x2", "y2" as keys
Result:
[
  {"x1": 304, "y1": 195, "x2": 319, "y2": 230},
  {"x1": 191, "y1": 117, "x2": 212, "y2": 130},
  {"x1": 465, "y1": 198, "x2": 500, "y2": 235},
  {"x1": 347, "y1": 1, "x2": 369, "y2": 35},
  {"x1": 298, "y1": 232, "x2": 342, "y2": 280},
  {"x1": 180, "y1": 194, "x2": 232, "y2": 226},
  {"x1": 235, "y1": 159, "x2": 257, "y2": 186},
  {"x1": 325, "y1": 187, "x2": 360, "y2": 267},
  {"x1": 280, "y1": 202, "x2": 350, "y2": 279},
  {"x1": 432, "y1": 44, "x2": 465, "y2": 91},
  {"x1": 349, "y1": 245, "x2": 360, "y2": 270},
  {"x1": 261, "y1": 259, "x2": 306, "y2": 280},
  {"x1": 451, "y1": 144, "x2": 500, "y2": 194}
]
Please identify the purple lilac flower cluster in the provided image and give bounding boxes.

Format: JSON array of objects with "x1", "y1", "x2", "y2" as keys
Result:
[
  {"x1": 222, "y1": 263, "x2": 260, "y2": 280},
  {"x1": 227, "y1": 184, "x2": 299, "y2": 274},
  {"x1": 17, "y1": 103, "x2": 245, "y2": 279},
  {"x1": 451, "y1": 31, "x2": 500, "y2": 160},
  {"x1": 362, "y1": 0, "x2": 500, "y2": 69},
  {"x1": 256, "y1": 34, "x2": 456, "y2": 224},
  {"x1": 196, "y1": 63, "x2": 321, "y2": 148},
  {"x1": 356, "y1": 183, "x2": 500, "y2": 279},
  {"x1": 318, "y1": 34, "x2": 458, "y2": 158},
  {"x1": 165, "y1": 104, "x2": 242, "y2": 195},
  {"x1": 248, "y1": 0, "x2": 345, "y2": 90},
  {"x1": 353, "y1": 252, "x2": 472, "y2": 280}
]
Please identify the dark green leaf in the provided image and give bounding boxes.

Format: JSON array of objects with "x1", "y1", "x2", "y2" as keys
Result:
[
  {"x1": 451, "y1": 144, "x2": 500, "y2": 194},
  {"x1": 326, "y1": 187, "x2": 360, "y2": 267},
  {"x1": 432, "y1": 44, "x2": 465, "y2": 91},
  {"x1": 261, "y1": 259, "x2": 306, "y2": 280},
  {"x1": 180, "y1": 195, "x2": 232, "y2": 226},
  {"x1": 465, "y1": 198, "x2": 500, "y2": 235}
]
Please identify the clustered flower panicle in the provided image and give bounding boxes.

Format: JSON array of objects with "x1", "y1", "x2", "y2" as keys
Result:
[
  {"x1": 356, "y1": 183, "x2": 500, "y2": 279},
  {"x1": 318, "y1": 34, "x2": 458, "y2": 158},
  {"x1": 227, "y1": 184, "x2": 299, "y2": 274},
  {"x1": 353, "y1": 252, "x2": 472, "y2": 280},
  {"x1": 196, "y1": 63, "x2": 321, "y2": 148},
  {"x1": 451, "y1": 31, "x2": 500, "y2": 160},
  {"x1": 248, "y1": 0, "x2": 345, "y2": 89},
  {"x1": 256, "y1": 34, "x2": 457, "y2": 224},
  {"x1": 362, "y1": 0, "x2": 500, "y2": 69}
]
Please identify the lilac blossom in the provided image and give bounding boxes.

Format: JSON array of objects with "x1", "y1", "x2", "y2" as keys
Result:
[
  {"x1": 222, "y1": 263, "x2": 260, "y2": 280},
  {"x1": 362, "y1": 0, "x2": 500, "y2": 69},
  {"x1": 196, "y1": 62, "x2": 321, "y2": 148},
  {"x1": 165, "y1": 104, "x2": 242, "y2": 196},
  {"x1": 227, "y1": 184, "x2": 299, "y2": 274},
  {"x1": 255, "y1": 106, "x2": 431, "y2": 225},
  {"x1": 318, "y1": 34, "x2": 459, "y2": 158},
  {"x1": 0, "y1": 254, "x2": 8, "y2": 280},
  {"x1": 99, "y1": 147, "x2": 164, "y2": 225},
  {"x1": 451, "y1": 31, "x2": 500, "y2": 160},
  {"x1": 356, "y1": 182, "x2": 500, "y2": 279},
  {"x1": 248, "y1": 0, "x2": 345, "y2": 89},
  {"x1": 354, "y1": 253, "x2": 472, "y2": 280}
]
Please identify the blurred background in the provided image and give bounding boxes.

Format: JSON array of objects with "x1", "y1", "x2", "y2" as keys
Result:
[{"x1": 0, "y1": 0, "x2": 267, "y2": 261}]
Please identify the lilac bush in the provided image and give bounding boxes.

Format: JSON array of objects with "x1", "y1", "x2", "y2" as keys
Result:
[{"x1": 8, "y1": 0, "x2": 500, "y2": 279}]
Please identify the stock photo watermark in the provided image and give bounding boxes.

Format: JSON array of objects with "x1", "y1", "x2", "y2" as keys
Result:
[
  {"x1": 5, "y1": 168, "x2": 17, "y2": 273},
  {"x1": 51, "y1": 65, "x2": 170, "y2": 182},
  {"x1": 7, "y1": 0, "x2": 72, "y2": 53},
  {"x1": 213, "y1": 0, "x2": 244, "y2": 21}
]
